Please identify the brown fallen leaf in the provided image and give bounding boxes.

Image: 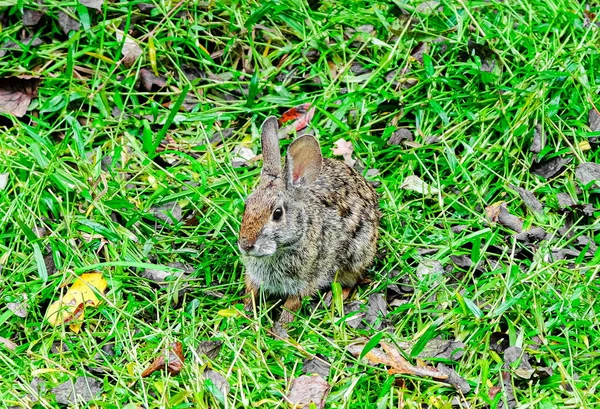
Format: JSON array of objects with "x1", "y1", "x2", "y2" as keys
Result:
[
  {"x1": 0, "y1": 336, "x2": 17, "y2": 351},
  {"x1": 51, "y1": 376, "x2": 103, "y2": 405},
  {"x1": 510, "y1": 185, "x2": 543, "y2": 215},
  {"x1": 23, "y1": 6, "x2": 45, "y2": 26},
  {"x1": 530, "y1": 156, "x2": 572, "y2": 179},
  {"x1": 203, "y1": 369, "x2": 230, "y2": 401},
  {"x1": 332, "y1": 138, "x2": 356, "y2": 167},
  {"x1": 196, "y1": 340, "x2": 223, "y2": 361},
  {"x1": 530, "y1": 124, "x2": 543, "y2": 153},
  {"x1": 58, "y1": 9, "x2": 80, "y2": 34},
  {"x1": 141, "y1": 341, "x2": 184, "y2": 377},
  {"x1": 0, "y1": 77, "x2": 40, "y2": 117},
  {"x1": 79, "y1": 0, "x2": 103, "y2": 11},
  {"x1": 589, "y1": 108, "x2": 600, "y2": 132},
  {"x1": 348, "y1": 341, "x2": 447, "y2": 378},
  {"x1": 575, "y1": 162, "x2": 600, "y2": 187},
  {"x1": 485, "y1": 202, "x2": 523, "y2": 233},
  {"x1": 139, "y1": 68, "x2": 167, "y2": 91},
  {"x1": 287, "y1": 374, "x2": 330, "y2": 409},
  {"x1": 116, "y1": 32, "x2": 143, "y2": 67},
  {"x1": 387, "y1": 128, "x2": 413, "y2": 146}
]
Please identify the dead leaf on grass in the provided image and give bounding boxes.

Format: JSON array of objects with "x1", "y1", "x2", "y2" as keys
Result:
[
  {"x1": 530, "y1": 156, "x2": 572, "y2": 179},
  {"x1": 79, "y1": 0, "x2": 103, "y2": 11},
  {"x1": 139, "y1": 68, "x2": 167, "y2": 91},
  {"x1": 148, "y1": 201, "x2": 182, "y2": 224},
  {"x1": 387, "y1": 128, "x2": 413, "y2": 146},
  {"x1": 504, "y1": 346, "x2": 534, "y2": 379},
  {"x1": 0, "y1": 76, "x2": 40, "y2": 117},
  {"x1": 416, "y1": 1, "x2": 441, "y2": 14},
  {"x1": 44, "y1": 272, "x2": 108, "y2": 333},
  {"x1": 116, "y1": 32, "x2": 143, "y2": 67},
  {"x1": 142, "y1": 262, "x2": 191, "y2": 285},
  {"x1": 196, "y1": 340, "x2": 223, "y2": 361},
  {"x1": 411, "y1": 42, "x2": 429, "y2": 63},
  {"x1": 348, "y1": 341, "x2": 448, "y2": 378},
  {"x1": 141, "y1": 341, "x2": 184, "y2": 377},
  {"x1": 364, "y1": 293, "x2": 387, "y2": 330},
  {"x1": 589, "y1": 108, "x2": 600, "y2": 132},
  {"x1": 231, "y1": 145, "x2": 258, "y2": 168},
  {"x1": 51, "y1": 376, "x2": 103, "y2": 405},
  {"x1": 575, "y1": 162, "x2": 600, "y2": 187},
  {"x1": 303, "y1": 355, "x2": 330, "y2": 379},
  {"x1": 7, "y1": 295, "x2": 28, "y2": 317},
  {"x1": 556, "y1": 192, "x2": 576, "y2": 208},
  {"x1": 530, "y1": 124, "x2": 543, "y2": 153},
  {"x1": 485, "y1": 202, "x2": 523, "y2": 233},
  {"x1": 287, "y1": 374, "x2": 331, "y2": 409},
  {"x1": 23, "y1": 6, "x2": 45, "y2": 26},
  {"x1": 277, "y1": 104, "x2": 316, "y2": 138},
  {"x1": 332, "y1": 138, "x2": 356, "y2": 168},
  {"x1": 437, "y1": 363, "x2": 471, "y2": 393},
  {"x1": 58, "y1": 9, "x2": 80, "y2": 34},
  {"x1": 204, "y1": 369, "x2": 230, "y2": 402},
  {"x1": 400, "y1": 175, "x2": 440, "y2": 195},
  {"x1": 510, "y1": 185, "x2": 543, "y2": 215},
  {"x1": 0, "y1": 173, "x2": 8, "y2": 190},
  {"x1": 0, "y1": 336, "x2": 17, "y2": 351}
]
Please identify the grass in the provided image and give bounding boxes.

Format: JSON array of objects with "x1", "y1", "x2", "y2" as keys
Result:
[{"x1": 1, "y1": 0, "x2": 600, "y2": 407}]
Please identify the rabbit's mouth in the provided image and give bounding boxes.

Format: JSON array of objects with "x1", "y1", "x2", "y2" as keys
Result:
[{"x1": 239, "y1": 239, "x2": 277, "y2": 258}]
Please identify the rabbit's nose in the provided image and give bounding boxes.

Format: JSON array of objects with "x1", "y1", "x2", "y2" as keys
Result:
[{"x1": 239, "y1": 236, "x2": 255, "y2": 252}]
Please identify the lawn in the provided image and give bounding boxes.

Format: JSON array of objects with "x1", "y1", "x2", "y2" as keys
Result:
[{"x1": 1, "y1": 0, "x2": 599, "y2": 408}]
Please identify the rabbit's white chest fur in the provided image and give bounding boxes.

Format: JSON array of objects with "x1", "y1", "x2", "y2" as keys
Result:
[{"x1": 244, "y1": 255, "x2": 330, "y2": 296}]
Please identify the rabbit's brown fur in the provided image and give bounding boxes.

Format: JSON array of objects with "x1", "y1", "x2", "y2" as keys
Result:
[{"x1": 238, "y1": 116, "x2": 380, "y2": 322}]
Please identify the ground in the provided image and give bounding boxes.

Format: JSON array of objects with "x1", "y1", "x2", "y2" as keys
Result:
[{"x1": 0, "y1": 0, "x2": 599, "y2": 408}]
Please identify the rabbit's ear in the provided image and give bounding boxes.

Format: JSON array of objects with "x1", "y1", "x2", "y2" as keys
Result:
[
  {"x1": 286, "y1": 135, "x2": 323, "y2": 187},
  {"x1": 260, "y1": 116, "x2": 282, "y2": 181}
]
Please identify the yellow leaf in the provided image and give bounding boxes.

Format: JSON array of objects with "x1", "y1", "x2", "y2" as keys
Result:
[
  {"x1": 217, "y1": 308, "x2": 240, "y2": 317},
  {"x1": 44, "y1": 272, "x2": 108, "y2": 331}
]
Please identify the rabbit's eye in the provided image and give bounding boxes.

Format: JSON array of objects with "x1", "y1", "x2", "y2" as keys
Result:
[{"x1": 272, "y1": 207, "x2": 284, "y2": 221}]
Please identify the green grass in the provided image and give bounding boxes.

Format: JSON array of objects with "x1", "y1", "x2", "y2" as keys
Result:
[{"x1": 1, "y1": 0, "x2": 600, "y2": 407}]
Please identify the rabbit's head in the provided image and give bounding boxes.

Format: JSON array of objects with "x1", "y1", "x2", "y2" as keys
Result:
[{"x1": 238, "y1": 116, "x2": 322, "y2": 258}]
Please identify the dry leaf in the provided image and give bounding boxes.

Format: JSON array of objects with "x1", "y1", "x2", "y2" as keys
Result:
[
  {"x1": 575, "y1": 162, "x2": 600, "y2": 187},
  {"x1": 277, "y1": 103, "x2": 316, "y2": 138},
  {"x1": 0, "y1": 336, "x2": 17, "y2": 351},
  {"x1": 0, "y1": 173, "x2": 8, "y2": 191},
  {"x1": 332, "y1": 138, "x2": 356, "y2": 167},
  {"x1": 44, "y1": 272, "x2": 108, "y2": 333},
  {"x1": 139, "y1": 68, "x2": 167, "y2": 91},
  {"x1": 387, "y1": 128, "x2": 413, "y2": 146},
  {"x1": 58, "y1": 10, "x2": 80, "y2": 34},
  {"x1": 23, "y1": 7, "x2": 45, "y2": 26},
  {"x1": 204, "y1": 369, "x2": 230, "y2": 401},
  {"x1": 0, "y1": 77, "x2": 40, "y2": 117},
  {"x1": 348, "y1": 341, "x2": 447, "y2": 378},
  {"x1": 148, "y1": 202, "x2": 183, "y2": 224},
  {"x1": 400, "y1": 175, "x2": 440, "y2": 195},
  {"x1": 116, "y1": 32, "x2": 143, "y2": 67},
  {"x1": 485, "y1": 202, "x2": 523, "y2": 233},
  {"x1": 141, "y1": 342, "x2": 184, "y2": 377},
  {"x1": 510, "y1": 185, "x2": 543, "y2": 215},
  {"x1": 589, "y1": 109, "x2": 600, "y2": 132},
  {"x1": 530, "y1": 156, "x2": 572, "y2": 179},
  {"x1": 504, "y1": 346, "x2": 534, "y2": 379},
  {"x1": 530, "y1": 124, "x2": 543, "y2": 153},
  {"x1": 302, "y1": 355, "x2": 330, "y2": 379},
  {"x1": 51, "y1": 376, "x2": 103, "y2": 405},
  {"x1": 231, "y1": 145, "x2": 257, "y2": 168},
  {"x1": 196, "y1": 340, "x2": 223, "y2": 361},
  {"x1": 287, "y1": 374, "x2": 331, "y2": 409},
  {"x1": 79, "y1": 0, "x2": 103, "y2": 10}
]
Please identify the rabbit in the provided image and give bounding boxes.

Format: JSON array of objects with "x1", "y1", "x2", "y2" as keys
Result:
[{"x1": 238, "y1": 116, "x2": 380, "y2": 323}]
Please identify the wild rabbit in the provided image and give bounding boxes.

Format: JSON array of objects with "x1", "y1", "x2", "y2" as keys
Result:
[{"x1": 238, "y1": 116, "x2": 380, "y2": 323}]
